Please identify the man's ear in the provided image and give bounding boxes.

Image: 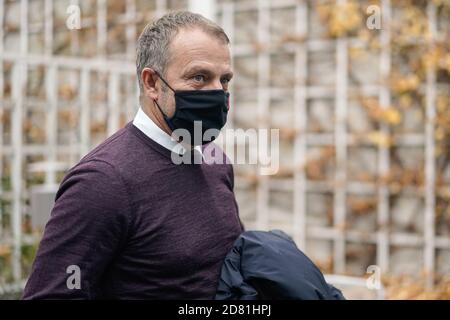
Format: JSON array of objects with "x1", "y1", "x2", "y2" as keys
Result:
[{"x1": 141, "y1": 67, "x2": 159, "y2": 101}]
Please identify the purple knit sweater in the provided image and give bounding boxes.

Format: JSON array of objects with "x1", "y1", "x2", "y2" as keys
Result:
[{"x1": 22, "y1": 122, "x2": 244, "y2": 299}]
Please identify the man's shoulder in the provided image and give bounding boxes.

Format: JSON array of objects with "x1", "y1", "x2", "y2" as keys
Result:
[
  {"x1": 59, "y1": 124, "x2": 136, "y2": 190},
  {"x1": 79, "y1": 122, "x2": 133, "y2": 165},
  {"x1": 69, "y1": 122, "x2": 151, "y2": 176},
  {"x1": 56, "y1": 157, "x2": 124, "y2": 201}
]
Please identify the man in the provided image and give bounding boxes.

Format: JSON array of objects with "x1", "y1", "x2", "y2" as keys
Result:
[{"x1": 23, "y1": 11, "x2": 244, "y2": 299}]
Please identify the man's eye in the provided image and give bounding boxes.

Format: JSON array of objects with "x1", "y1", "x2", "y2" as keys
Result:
[
  {"x1": 193, "y1": 75, "x2": 205, "y2": 82},
  {"x1": 221, "y1": 78, "x2": 231, "y2": 85}
]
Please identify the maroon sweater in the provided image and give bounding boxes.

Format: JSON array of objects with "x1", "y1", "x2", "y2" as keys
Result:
[{"x1": 22, "y1": 121, "x2": 244, "y2": 299}]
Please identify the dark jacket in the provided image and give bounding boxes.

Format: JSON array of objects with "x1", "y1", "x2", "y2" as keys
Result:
[{"x1": 215, "y1": 230, "x2": 345, "y2": 300}]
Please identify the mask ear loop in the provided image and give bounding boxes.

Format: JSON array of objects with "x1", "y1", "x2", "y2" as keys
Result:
[
  {"x1": 151, "y1": 69, "x2": 173, "y2": 117},
  {"x1": 151, "y1": 69, "x2": 178, "y2": 133},
  {"x1": 153, "y1": 69, "x2": 176, "y2": 93}
]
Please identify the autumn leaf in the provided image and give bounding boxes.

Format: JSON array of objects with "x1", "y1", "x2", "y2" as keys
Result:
[{"x1": 368, "y1": 131, "x2": 392, "y2": 147}]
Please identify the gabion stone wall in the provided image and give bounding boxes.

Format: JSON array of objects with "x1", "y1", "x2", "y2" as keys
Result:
[{"x1": 0, "y1": 0, "x2": 449, "y2": 298}]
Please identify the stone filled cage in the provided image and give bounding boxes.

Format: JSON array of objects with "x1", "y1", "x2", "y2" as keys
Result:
[{"x1": 0, "y1": 0, "x2": 449, "y2": 299}]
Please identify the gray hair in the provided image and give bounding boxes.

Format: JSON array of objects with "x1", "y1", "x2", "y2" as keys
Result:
[{"x1": 136, "y1": 11, "x2": 230, "y2": 92}]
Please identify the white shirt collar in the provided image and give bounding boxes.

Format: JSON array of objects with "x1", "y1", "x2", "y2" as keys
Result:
[{"x1": 132, "y1": 107, "x2": 203, "y2": 160}]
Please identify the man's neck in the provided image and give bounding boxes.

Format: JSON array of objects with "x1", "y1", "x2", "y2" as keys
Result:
[{"x1": 140, "y1": 98, "x2": 172, "y2": 137}]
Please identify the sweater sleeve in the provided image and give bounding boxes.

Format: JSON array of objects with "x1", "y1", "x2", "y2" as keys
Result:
[{"x1": 22, "y1": 160, "x2": 132, "y2": 299}]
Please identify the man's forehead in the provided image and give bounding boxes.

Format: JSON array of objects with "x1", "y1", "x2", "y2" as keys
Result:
[
  {"x1": 168, "y1": 27, "x2": 231, "y2": 72},
  {"x1": 171, "y1": 27, "x2": 228, "y2": 49}
]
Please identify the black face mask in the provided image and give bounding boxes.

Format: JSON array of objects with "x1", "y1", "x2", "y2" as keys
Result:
[{"x1": 153, "y1": 71, "x2": 230, "y2": 146}]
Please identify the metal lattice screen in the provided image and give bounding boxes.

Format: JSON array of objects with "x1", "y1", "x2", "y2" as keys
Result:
[
  {"x1": 0, "y1": 0, "x2": 449, "y2": 298},
  {"x1": 216, "y1": 0, "x2": 450, "y2": 293}
]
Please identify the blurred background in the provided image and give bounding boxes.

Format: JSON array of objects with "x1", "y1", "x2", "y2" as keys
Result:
[{"x1": 0, "y1": 0, "x2": 449, "y2": 299}]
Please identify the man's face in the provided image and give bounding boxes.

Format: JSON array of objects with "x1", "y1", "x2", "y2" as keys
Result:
[{"x1": 157, "y1": 28, "x2": 233, "y2": 117}]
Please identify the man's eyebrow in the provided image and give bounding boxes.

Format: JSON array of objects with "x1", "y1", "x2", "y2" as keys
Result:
[
  {"x1": 183, "y1": 66, "x2": 213, "y2": 76},
  {"x1": 223, "y1": 71, "x2": 234, "y2": 79},
  {"x1": 183, "y1": 66, "x2": 233, "y2": 78}
]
